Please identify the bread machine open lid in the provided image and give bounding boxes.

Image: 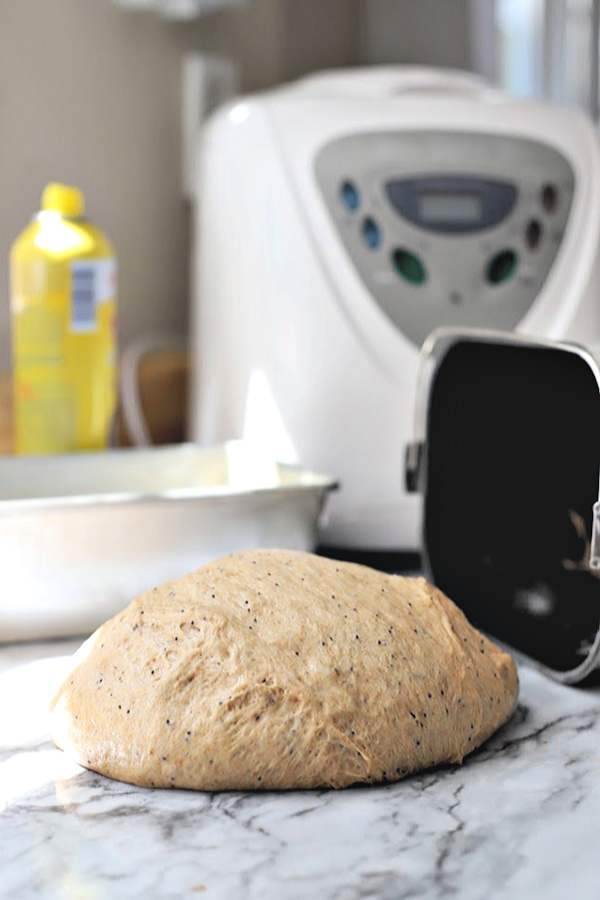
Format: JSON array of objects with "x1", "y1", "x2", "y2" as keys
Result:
[{"x1": 406, "y1": 328, "x2": 600, "y2": 685}]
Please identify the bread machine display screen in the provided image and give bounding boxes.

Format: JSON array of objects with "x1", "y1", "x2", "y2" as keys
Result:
[
  {"x1": 424, "y1": 341, "x2": 600, "y2": 678},
  {"x1": 385, "y1": 176, "x2": 517, "y2": 234},
  {"x1": 418, "y1": 192, "x2": 483, "y2": 224}
]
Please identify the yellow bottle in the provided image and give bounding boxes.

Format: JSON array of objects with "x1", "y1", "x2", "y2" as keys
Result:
[{"x1": 11, "y1": 183, "x2": 117, "y2": 454}]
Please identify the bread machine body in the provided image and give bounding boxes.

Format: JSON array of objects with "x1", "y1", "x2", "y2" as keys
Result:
[{"x1": 190, "y1": 66, "x2": 600, "y2": 553}]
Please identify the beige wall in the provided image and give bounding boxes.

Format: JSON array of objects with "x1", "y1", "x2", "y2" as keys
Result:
[
  {"x1": 361, "y1": 0, "x2": 471, "y2": 69},
  {"x1": 280, "y1": 0, "x2": 361, "y2": 81},
  {"x1": 0, "y1": 0, "x2": 359, "y2": 369}
]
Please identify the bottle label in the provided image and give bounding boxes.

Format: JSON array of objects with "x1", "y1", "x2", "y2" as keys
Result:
[{"x1": 70, "y1": 259, "x2": 116, "y2": 333}]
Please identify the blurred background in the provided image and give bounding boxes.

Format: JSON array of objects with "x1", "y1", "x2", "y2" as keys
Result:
[
  {"x1": 4, "y1": 0, "x2": 600, "y2": 648},
  {"x1": 2, "y1": 0, "x2": 599, "y2": 373}
]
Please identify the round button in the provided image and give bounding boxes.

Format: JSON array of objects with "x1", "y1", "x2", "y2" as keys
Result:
[
  {"x1": 486, "y1": 249, "x2": 518, "y2": 285},
  {"x1": 392, "y1": 248, "x2": 427, "y2": 285},
  {"x1": 525, "y1": 219, "x2": 543, "y2": 250},
  {"x1": 361, "y1": 216, "x2": 381, "y2": 249},
  {"x1": 541, "y1": 183, "x2": 558, "y2": 213},
  {"x1": 340, "y1": 180, "x2": 360, "y2": 211}
]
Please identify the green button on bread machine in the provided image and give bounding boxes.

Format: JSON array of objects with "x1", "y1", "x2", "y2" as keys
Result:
[
  {"x1": 486, "y1": 250, "x2": 518, "y2": 285},
  {"x1": 392, "y1": 249, "x2": 427, "y2": 285}
]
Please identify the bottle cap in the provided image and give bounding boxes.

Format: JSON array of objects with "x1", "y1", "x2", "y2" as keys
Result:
[{"x1": 41, "y1": 183, "x2": 84, "y2": 218}]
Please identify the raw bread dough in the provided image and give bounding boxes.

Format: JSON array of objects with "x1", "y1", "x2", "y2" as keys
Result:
[{"x1": 50, "y1": 550, "x2": 518, "y2": 790}]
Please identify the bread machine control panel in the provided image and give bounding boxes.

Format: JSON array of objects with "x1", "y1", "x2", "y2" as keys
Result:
[{"x1": 315, "y1": 132, "x2": 575, "y2": 346}]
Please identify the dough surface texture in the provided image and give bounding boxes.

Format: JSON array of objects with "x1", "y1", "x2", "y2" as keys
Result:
[{"x1": 50, "y1": 550, "x2": 518, "y2": 790}]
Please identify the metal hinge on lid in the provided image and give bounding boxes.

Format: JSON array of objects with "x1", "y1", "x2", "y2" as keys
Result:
[
  {"x1": 591, "y1": 501, "x2": 600, "y2": 568},
  {"x1": 405, "y1": 441, "x2": 424, "y2": 494}
]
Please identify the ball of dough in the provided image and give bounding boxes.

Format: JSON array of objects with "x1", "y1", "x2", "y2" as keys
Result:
[{"x1": 50, "y1": 550, "x2": 518, "y2": 790}]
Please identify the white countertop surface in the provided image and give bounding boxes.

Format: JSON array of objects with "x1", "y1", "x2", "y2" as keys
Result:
[{"x1": 2, "y1": 638, "x2": 600, "y2": 900}]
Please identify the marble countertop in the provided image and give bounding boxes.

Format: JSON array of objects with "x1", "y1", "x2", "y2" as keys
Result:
[{"x1": 2, "y1": 639, "x2": 600, "y2": 900}]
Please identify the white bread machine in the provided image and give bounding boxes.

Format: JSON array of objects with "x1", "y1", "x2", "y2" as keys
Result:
[{"x1": 190, "y1": 67, "x2": 600, "y2": 552}]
